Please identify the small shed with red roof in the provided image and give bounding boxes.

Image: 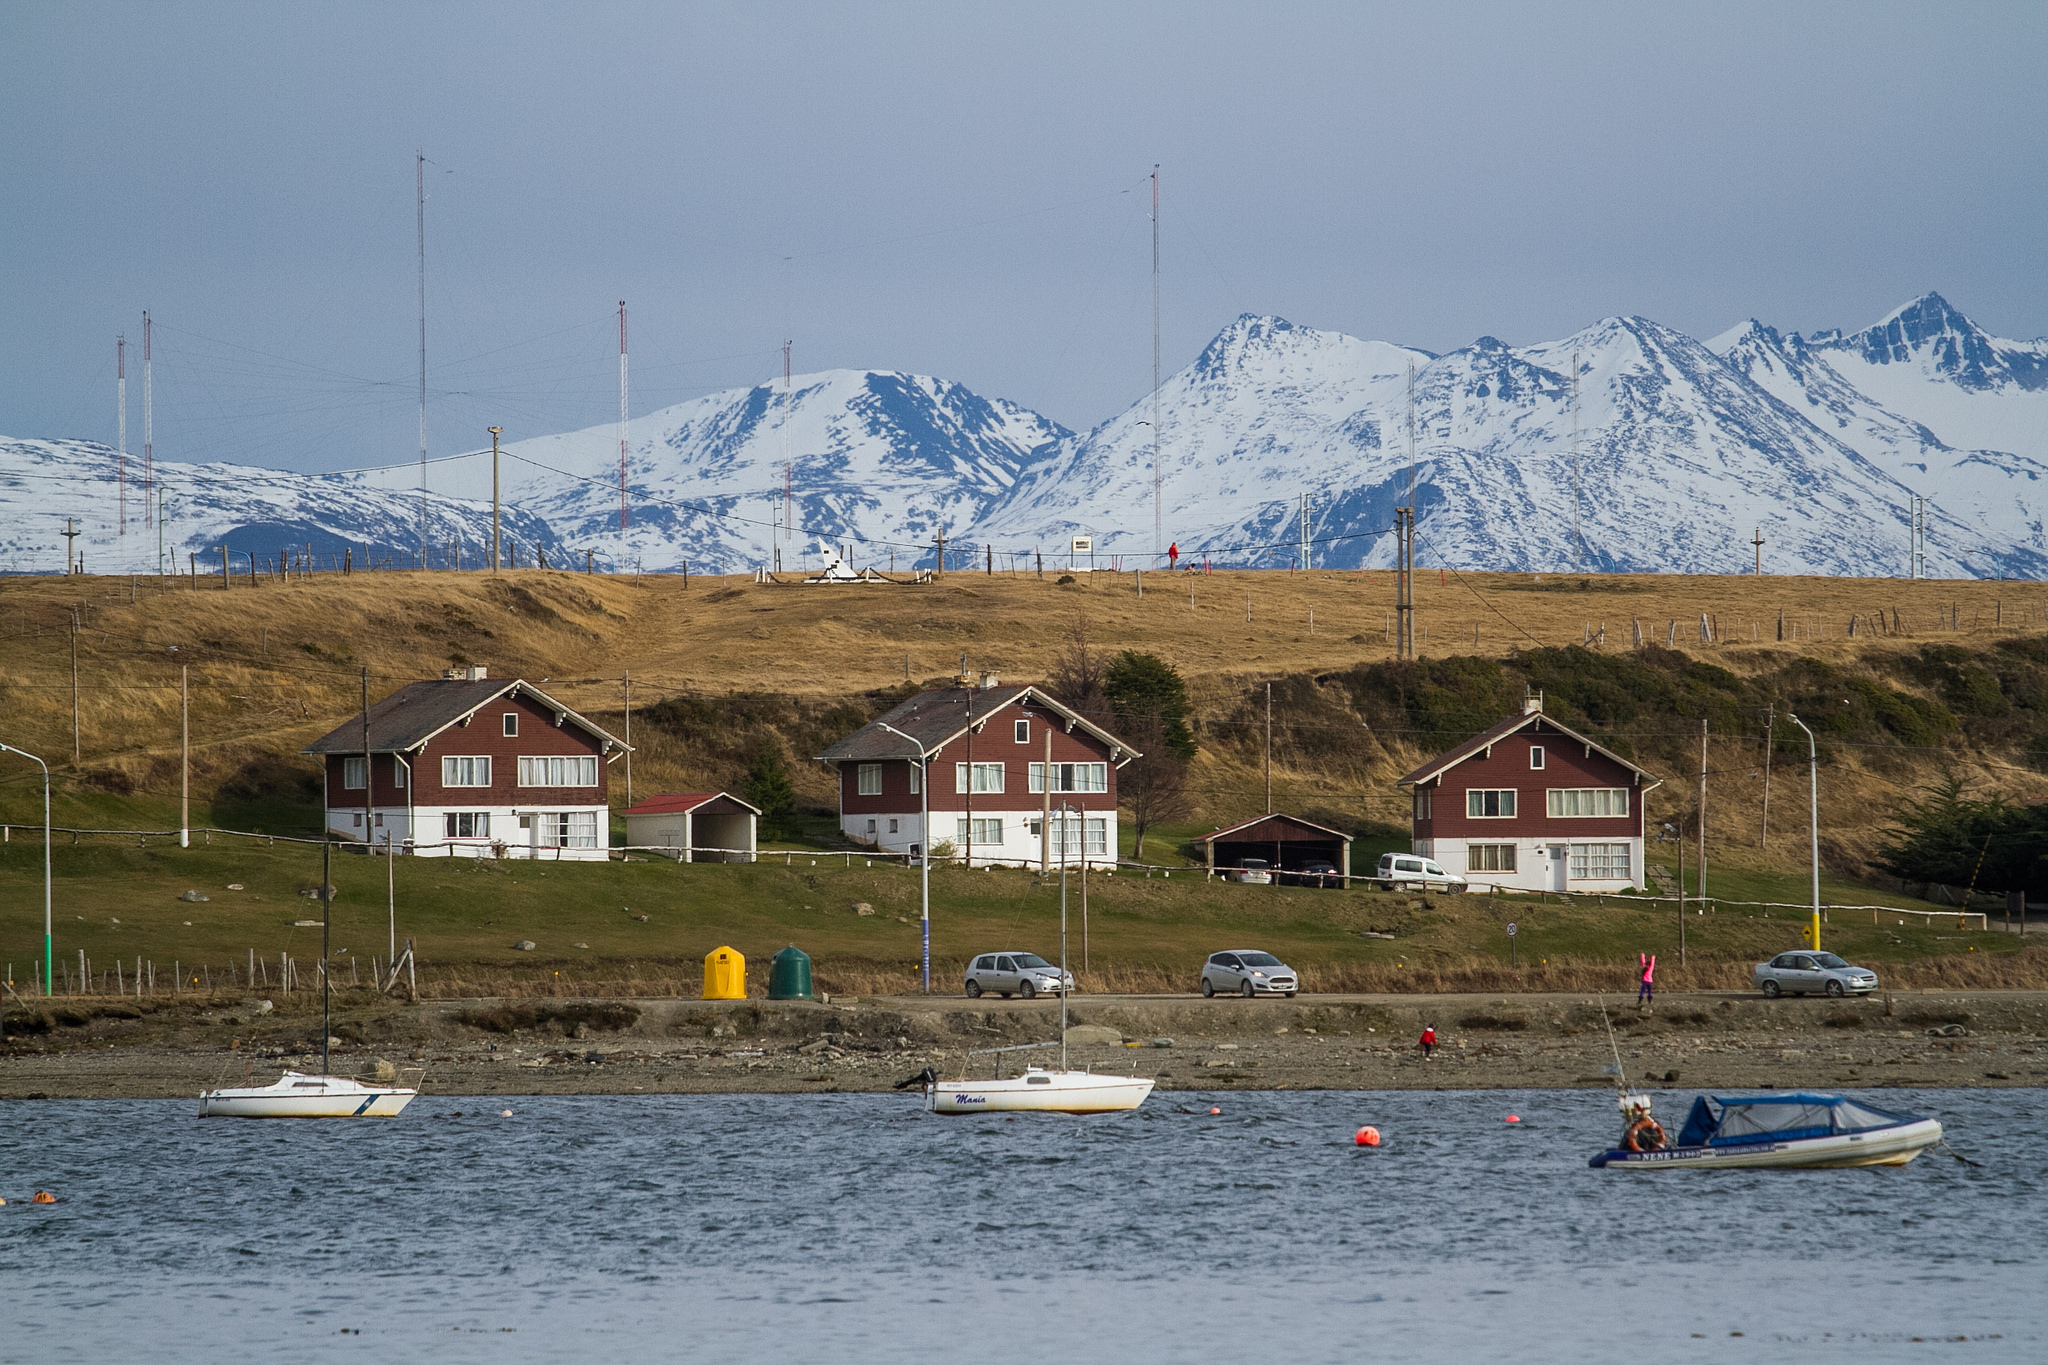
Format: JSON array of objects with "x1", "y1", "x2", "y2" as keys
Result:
[{"x1": 622, "y1": 792, "x2": 760, "y2": 863}]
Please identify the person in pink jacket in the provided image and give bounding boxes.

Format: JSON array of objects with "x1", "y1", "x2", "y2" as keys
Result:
[{"x1": 1637, "y1": 952, "x2": 1656, "y2": 1005}]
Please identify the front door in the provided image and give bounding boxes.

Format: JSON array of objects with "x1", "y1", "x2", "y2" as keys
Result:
[{"x1": 1549, "y1": 845, "x2": 1569, "y2": 892}]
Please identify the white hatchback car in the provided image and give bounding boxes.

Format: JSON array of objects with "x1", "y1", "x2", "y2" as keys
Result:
[
  {"x1": 963, "y1": 952, "x2": 1073, "y2": 999},
  {"x1": 1372, "y1": 853, "x2": 1468, "y2": 893}
]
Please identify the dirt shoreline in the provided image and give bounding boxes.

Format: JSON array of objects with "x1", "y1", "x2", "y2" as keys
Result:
[{"x1": 6, "y1": 988, "x2": 2048, "y2": 1100}]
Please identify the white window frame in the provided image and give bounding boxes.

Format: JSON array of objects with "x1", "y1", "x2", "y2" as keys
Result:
[
  {"x1": 908, "y1": 762, "x2": 922, "y2": 794},
  {"x1": 1529, "y1": 745, "x2": 1545, "y2": 769},
  {"x1": 1465, "y1": 788, "x2": 1517, "y2": 818},
  {"x1": 342, "y1": 756, "x2": 367, "y2": 790},
  {"x1": 956, "y1": 816, "x2": 1004, "y2": 845},
  {"x1": 856, "y1": 763, "x2": 882, "y2": 796},
  {"x1": 392, "y1": 757, "x2": 407, "y2": 790},
  {"x1": 1027, "y1": 761, "x2": 1109, "y2": 794},
  {"x1": 955, "y1": 762, "x2": 1005, "y2": 794},
  {"x1": 1466, "y1": 842, "x2": 1517, "y2": 873},
  {"x1": 1029, "y1": 813, "x2": 1108, "y2": 859},
  {"x1": 516, "y1": 756, "x2": 598, "y2": 788},
  {"x1": 1546, "y1": 788, "x2": 1630, "y2": 818},
  {"x1": 1568, "y1": 842, "x2": 1631, "y2": 879},
  {"x1": 502, "y1": 713, "x2": 519, "y2": 737},
  {"x1": 441, "y1": 755, "x2": 492, "y2": 788},
  {"x1": 1014, "y1": 719, "x2": 1030, "y2": 744},
  {"x1": 534, "y1": 810, "x2": 598, "y2": 849},
  {"x1": 1414, "y1": 787, "x2": 1433, "y2": 820},
  {"x1": 443, "y1": 811, "x2": 490, "y2": 839}
]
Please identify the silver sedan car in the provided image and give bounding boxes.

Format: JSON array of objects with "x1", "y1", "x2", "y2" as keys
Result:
[
  {"x1": 964, "y1": 952, "x2": 1073, "y2": 999},
  {"x1": 1753, "y1": 951, "x2": 1879, "y2": 998},
  {"x1": 1200, "y1": 950, "x2": 1299, "y2": 998}
]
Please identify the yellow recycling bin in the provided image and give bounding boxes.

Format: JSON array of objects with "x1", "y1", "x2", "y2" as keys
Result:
[{"x1": 702, "y1": 946, "x2": 747, "y2": 1000}]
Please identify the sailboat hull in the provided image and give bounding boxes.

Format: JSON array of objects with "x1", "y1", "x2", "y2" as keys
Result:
[
  {"x1": 927, "y1": 1070, "x2": 1154, "y2": 1114},
  {"x1": 199, "y1": 1071, "x2": 418, "y2": 1119}
]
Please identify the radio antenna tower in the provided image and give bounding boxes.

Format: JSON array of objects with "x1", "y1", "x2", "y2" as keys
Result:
[
  {"x1": 618, "y1": 300, "x2": 629, "y2": 531},
  {"x1": 116, "y1": 335, "x2": 127, "y2": 536},
  {"x1": 417, "y1": 149, "x2": 429, "y2": 567},
  {"x1": 781, "y1": 341, "x2": 794, "y2": 545},
  {"x1": 1405, "y1": 358, "x2": 1417, "y2": 505},
  {"x1": 1151, "y1": 164, "x2": 1162, "y2": 566},
  {"x1": 142, "y1": 312, "x2": 154, "y2": 530},
  {"x1": 1570, "y1": 347, "x2": 1582, "y2": 571}
]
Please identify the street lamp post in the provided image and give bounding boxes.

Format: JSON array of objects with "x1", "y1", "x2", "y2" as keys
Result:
[
  {"x1": 0, "y1": 743, "x2": 52, "y2": 995},
  {"x1": 874, "y1": 720, "x2": 933, "y2": 993},
  {"x1": 1786, "y1": 713, "x2": 1821, "y2": 951}
]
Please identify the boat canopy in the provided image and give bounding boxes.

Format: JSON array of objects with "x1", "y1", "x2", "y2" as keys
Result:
[{"x1": 1675, "y1": 1094, "x2": 1925, "y2": 1148}]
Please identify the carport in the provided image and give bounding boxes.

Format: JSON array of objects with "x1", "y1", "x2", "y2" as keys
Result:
[
  {"x1": 1198, "y1": 813, "x2": 1353, "y2": 886},
  {"x1": 622, "y1": 792, "x2": 760, "y2": 863}
]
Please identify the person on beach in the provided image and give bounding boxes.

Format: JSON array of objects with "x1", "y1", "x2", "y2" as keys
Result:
[
  {"x1": 1638, "y1": 952, "x2": 1656, "y2": 1005},
  {"x1": 1418, "y1": 1025, "x2": 1437, "y2": 1060}
]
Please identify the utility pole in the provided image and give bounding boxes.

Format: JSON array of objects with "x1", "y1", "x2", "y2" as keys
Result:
[
  {"x1": 1570, "y1": 348, "x2": 1582, "y2": 572},
  {"x1": 1264, "y1": 683, "x2": 1273, "y2": 814},
  {"x1": 1698, "y1": 718, "x2": 1709, "y2": 907},
  {"x1": 618, "y1": 300, "x2": 630, "y2": 532},
  {"x1": 116, "y1": 336, "x2": 127, "y2": 537},
  {"x1": 143, "y1": 311, "x2": 153, "y2": 529},
  {"x1": 360, "y1": 668, "x2": 373, "y2": 850},
  {"x1": 70, "y1": 610, "x2": 81, "y2": 763},
  {"x1": 61, "y1": 518, "x2": 80, "y2": 575},
  {"x1": 179, "y1": 664, "x2": 189, "y2": 848},
  {"x1": 489, "y1": 427, "x2": 502, "y2": 572},
  {"x1": 1041, "y1": 726, "x2": 1053, "y2": 875},
  {"x1": 1753, "y1": 527, "x2": 1765, "y2": 576},
  {"x1": 623, "y1": 670, "x2": 633, "y2": 807},
  {"x1": 1760, "y1": 704, "x2": 1774, "y2": 849},
  {"x1": 417, "y1": 149, "x2": 429, "y2": 568},
  {"x1": 1393, "y1": 507, "x2": 1415, "y2": 659}
]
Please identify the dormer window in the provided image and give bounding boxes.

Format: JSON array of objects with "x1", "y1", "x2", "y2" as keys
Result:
[
  {"x1": 503, "y1": 713, "x2": 519, "y2": 737},
  {"x1": 1529, "y1": 745, "x2": 1544, "y2": 770}
]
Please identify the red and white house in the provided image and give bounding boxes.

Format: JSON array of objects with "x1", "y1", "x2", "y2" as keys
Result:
[
  {"x1": 1395, "y1": 696, "x2": 1661, "y2": 893},
  {"x1": 303, "y1": 667, "x2": 629, "y2": 860},
  {"x1": 816, "y1": 674, "x2": 1139, "y2": 868}
]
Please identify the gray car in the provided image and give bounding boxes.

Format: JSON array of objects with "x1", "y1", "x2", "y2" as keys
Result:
[
  {"x1": 964, "y1": 952, "x2": 1074, "y2": 999},
  {"x1": 1753, "y1": 951, "x2": 1879, "y2": 998},
  {"x1": 1200, "y1": 950, "x2": 1299, "y2": 998}
]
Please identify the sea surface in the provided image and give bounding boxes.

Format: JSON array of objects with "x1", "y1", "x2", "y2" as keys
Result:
[{"x1": 0, "y1": 1088, "x2": 2040, "y2": 1363}]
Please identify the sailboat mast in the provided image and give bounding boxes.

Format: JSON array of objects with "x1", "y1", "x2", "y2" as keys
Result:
[
  {"x1": 417, "y1": 150, "x2": 428, "y2": 568},
  {"x1": 321, "y1": 835, "x2": 332, "y2": 1079},
  {"x1": 1059, "y1": 806, "x2": 1069, "y2": 1073},
  {"x1": 1151, "y1": 165, "x2": 1161, "y2": 567}
]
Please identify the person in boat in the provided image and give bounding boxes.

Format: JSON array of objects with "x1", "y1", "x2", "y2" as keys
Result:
[
  {"x1": 1418, "y1": 1025, "x2": 1436, "y2": 1060},
  {"x1": 1637, "y1": 952, "x2": 1656, "y2": 1005}
]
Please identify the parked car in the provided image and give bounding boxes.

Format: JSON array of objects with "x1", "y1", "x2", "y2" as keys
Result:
[
  {"x1": 1372, "y1": 853, "x2": 1468, "y2": 893},
  {"x1": 1753, "y1": 951, "x2": 1879, "y2": 998},
  {"x1": 1200, "y1": 950, "x2": 1299, "y2": 997},
  {"x1": 1291, "y1": 858, "x2": 1344, "y2": 888},
  {"x1": 1227, "y1": 858, "x2": 1274, "y2": 885},
  {"x1": 963, "y1": 952, "x2": 1074, "y2": 999}
]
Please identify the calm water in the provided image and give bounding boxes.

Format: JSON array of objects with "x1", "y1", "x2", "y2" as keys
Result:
[{"x1": 1, "y1": 1088, "x2": 2041, "y2": 1363}]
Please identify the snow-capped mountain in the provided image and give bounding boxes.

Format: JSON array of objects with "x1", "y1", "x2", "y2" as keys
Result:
[
  {"x1": 361, "y1": 369, "x2": 1070, "y2": 574},
  {"x1": 0, "y1": 436, "x2": 559, "y2": 576},
  {"x1": 969, "y1": 308, "x2": 2047, "y2": 577}
]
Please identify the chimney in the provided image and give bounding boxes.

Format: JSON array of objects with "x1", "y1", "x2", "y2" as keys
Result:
[
  {"x1": 979, "y1": 671, "x2": 1000, "y2": 691},
  {"x1": 1523, "y1": 688, "x2": 1543, "y2": 716},
  {"x1": 443, "y1": 665, "x2": 489, "y2": 682}
]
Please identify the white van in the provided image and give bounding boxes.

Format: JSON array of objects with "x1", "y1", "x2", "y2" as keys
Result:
[{"x1": 1373, "y1": 853, "x2": 1467, "y2": 893}]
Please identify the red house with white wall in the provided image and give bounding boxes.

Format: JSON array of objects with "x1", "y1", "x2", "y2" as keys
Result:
[
  {"x1": 1395, "y1": 695, "x2": 1660, "y2": 893},
  {"x1": 816, "y1": 672, "x2": 1138, "y2": 868},
  {"x1": 303, "y1": 667, "x2": 628, "y2": 860}
]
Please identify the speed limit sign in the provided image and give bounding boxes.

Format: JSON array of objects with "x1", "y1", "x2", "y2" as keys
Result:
[{"x1": 1505, "y1": 922, "x2": 1518, "y2": 937}]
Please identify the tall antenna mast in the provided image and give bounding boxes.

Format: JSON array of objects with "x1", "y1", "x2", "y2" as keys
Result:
[
  {"x1": 142, "y1": 312, "x2": 153, "y2": 530},
  {"x1": 618, "y1": 300, "x2": 629, "y2": 532},
  {"x1": 1151, "y1": 164, "x2": 1162, "y2": 566},
  {"x1": 782, "y1": 340, "x2": 793, "y2": 547},
  {"x1": 1570, "y1": 348, "x2": 1582, "y2": 571},
  {"x1": 116, "y1": 336, "x2": 127, "y2": 537},
  {"x1": 1405, "y1": 359, "x2": 1417, "y2": 504},
  {"x1": 417, "y1": 150, "x2": 428, "y2": 568}
]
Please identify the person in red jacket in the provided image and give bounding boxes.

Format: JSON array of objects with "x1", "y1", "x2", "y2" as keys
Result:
[
  {"x1": 1167, "y1": 542, "x2": 1180, "y2": 571},
  {"x1": 1418, "y1": 1025, "x2": 1437, "y2": 1060},
  {"x1": 1638, "y1": 952, "x2": 1656, "y2": 1005}
]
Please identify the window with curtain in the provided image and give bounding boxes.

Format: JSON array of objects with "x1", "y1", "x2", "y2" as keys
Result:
[
  {"x1": 441, "y1": 756, "x2": 491, "y2": 787},
  {"x1": 516, "y1": 756, "x2": 597, "y2": 787}
]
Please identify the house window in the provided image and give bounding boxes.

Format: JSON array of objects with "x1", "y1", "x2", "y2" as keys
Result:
[
  {"x1": 443, "y1": 811, "x2": 490, "y2": 839},
  {"x1": 857, "y1": 764, "x2": 882, "y2": 796},
  {"x1": 535, "y1": 811, "x2": 598, "y2": 848},
  {"x1": 956, "y1": 816, "x2": 1004, "y2": 845},
  {"x1": 392, "y1": 758, "x2": 407, "y2": 789},
  {"x1": 1569, "y1": 842, "x2": 1631, "y2": 879},
  {"x1": 502, "y1": 713, "x2": 519, "y2": 737},
  {"x1": 1029, "y1": 814, "x2": 1108, "y2": 858},
  {"x1": 1028, "y1": 762, "x2": 1109, "y2": 793},
  {"x1": 1465, "y1": 789, "x2": 1517, "y2": 818},
  {"x1": 442, "y1": 756, "x2": 491, "y2": 787},
  {"x1": 342, "y1": 757, "x2": 367, "y2": 790},
  {"x1": 888, "y1": 818, "x2": 900, "y2": 834},
  {"x1": 516, "y1": 756, "x2": 598, "y2": 787},
  {"x1": 908, "y1": 763, "x2": 922, "y2": 794},
  {"x1": 1466, "y1": 843, "x2": 1517, "y2": 873},
  {"x1": 1414, "y1": 787, "x2": 1433, "y2": 820},
  {"x1": 1547, "y1": 788, "x2": 1629, "y2": 817},
  {"x1": 1015, "y1": 719, "x2": 1030, "y2": 743},
  {"x1": 1529, "y1": 745, "x2": 1545, "y2": 769},
  {"x1": 865, "y1": 819, "x2": 877, "y2": 836},
  {"x1": 955, "y1": 762, "x2": 1005, "y2": 794},
  {"x1": 351, "y1": 812, "x2": 362, "y2": 827}
]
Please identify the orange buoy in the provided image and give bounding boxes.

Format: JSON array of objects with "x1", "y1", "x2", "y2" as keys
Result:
[
  {"x1": 31, "y1": 1191, "x2": 56, "y2": 1204},
  {"x1": 1208, "y1": 1107, "x2": 1221, "y2": 1115},
  {"x1": 1505, "y1": 1114, "x2": 1521, "y2": 1124},
  {"x1": 500, "y1": 1109, "x2": 513, "y2": 1117},
  {"x1": 1354, "y1": 1125, "x2": 1381, "y2": 1147}
]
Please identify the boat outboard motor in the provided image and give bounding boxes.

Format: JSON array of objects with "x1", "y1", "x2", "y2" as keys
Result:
[{"x1": 893, "y1": 1066, "x2": 937, "y2": 1092}]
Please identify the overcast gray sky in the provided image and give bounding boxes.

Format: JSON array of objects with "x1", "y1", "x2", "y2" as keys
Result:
[{"x1": 4, "y1": 1, "x2": 2043, "y2": 474}]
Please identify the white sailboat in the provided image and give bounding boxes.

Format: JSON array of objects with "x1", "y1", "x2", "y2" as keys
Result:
[
  {"x1": 918, "y1": 802, "x2": 1153, "y2": 1115},
  {"x1": 201, "y1": 836, "x2": 418, "y2": 1119}
]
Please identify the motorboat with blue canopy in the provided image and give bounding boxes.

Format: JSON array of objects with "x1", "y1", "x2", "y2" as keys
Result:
[{"x1": 1591, "y1": 1092, "x2": 1942, "y2": 1170}]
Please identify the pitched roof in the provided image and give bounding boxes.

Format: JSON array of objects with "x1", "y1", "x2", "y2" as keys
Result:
[
  {"x1": 815, "y1": 685, "x2": 1141, "y2": 766},
  {"x1": 301, "y1": 677, "x2": 627, "y2": 756},
  {"x1": 1395, "y1": 708, "x2": 1655, "y2": 787},
  {"x1": 1199, "y1": 812, "x2": 1354, "y2": 844},
  {"x1": 621, "y1": 792, "x2": 761, "y2": 818}
]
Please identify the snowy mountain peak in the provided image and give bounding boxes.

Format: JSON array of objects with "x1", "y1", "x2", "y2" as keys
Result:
[{"x1": 1810, "y1": 292, "x2": 2048, "y2": 393}]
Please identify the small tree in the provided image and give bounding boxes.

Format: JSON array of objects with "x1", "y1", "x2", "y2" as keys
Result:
[
  {"x1": 1119, "y1": 714, "x2": 1192, "y2": 860},
  {"x1": 741, "y1": 746, "x2": 798, "y2": 839},
  {"x1": 1102, "y1": 650, "x2": 1196, "y2": 759}
]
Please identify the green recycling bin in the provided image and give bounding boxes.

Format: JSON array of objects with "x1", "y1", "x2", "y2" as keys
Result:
[{"x1": 768, "y1": 945, "x2": 814, "y2": 1000}]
